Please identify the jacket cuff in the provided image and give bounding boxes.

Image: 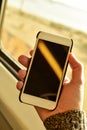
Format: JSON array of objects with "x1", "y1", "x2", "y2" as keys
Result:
[{"x1": 44, "y1": 110, "x2": 86, "y2": 130}]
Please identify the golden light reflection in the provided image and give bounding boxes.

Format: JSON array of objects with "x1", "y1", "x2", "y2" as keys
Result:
[{"x1": 38, "y1": 40, "x2": 62, "y2": 80}]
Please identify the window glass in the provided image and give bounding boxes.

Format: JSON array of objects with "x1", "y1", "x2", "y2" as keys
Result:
[{"x1": 1, "y1": 0, "x2": 87, "y2": 111}]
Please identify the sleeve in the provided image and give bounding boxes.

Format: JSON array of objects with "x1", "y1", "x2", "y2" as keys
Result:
[{"x1": 43, "y1": 110, "x2": 87, "y2": 130}]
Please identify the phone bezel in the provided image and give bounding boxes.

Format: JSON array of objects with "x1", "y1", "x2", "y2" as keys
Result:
[{"x1": 19, "y1": 31, "x2": 73, "y2": 110}]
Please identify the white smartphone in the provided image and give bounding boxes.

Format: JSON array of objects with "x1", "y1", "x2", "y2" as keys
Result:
[{"x1": 19, "y1": 31, "x2": 73, "y2": 110}]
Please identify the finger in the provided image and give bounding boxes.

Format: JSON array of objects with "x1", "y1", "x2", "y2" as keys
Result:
[
  {"x1": 69, "y1": 54, "x2": 84, "y2": 85},
  {"x1": 18, "y1": 70, "x2": 26, "y2": 80},
  {"x1": 18, "y1": 55, "x2": 30, "y2": 68},
  {"x1": 29, "y1": 50, "x2": 33, "y2": 56},
  {"x1": 63, "y1": 77, "x2": 70, "y2": 85},
  {"x1": 16, "y1": 81, "x2": 23, "y2": 90}
]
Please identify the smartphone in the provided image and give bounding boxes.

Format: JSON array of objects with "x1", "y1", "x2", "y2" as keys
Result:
[{"x1": 19, "y1": 31, "x2": 73, "y2": 110}]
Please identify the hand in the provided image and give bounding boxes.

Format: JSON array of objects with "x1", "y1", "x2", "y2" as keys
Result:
[{"x1": 16, "y1": 51, "x2": 84, "y2": 121}]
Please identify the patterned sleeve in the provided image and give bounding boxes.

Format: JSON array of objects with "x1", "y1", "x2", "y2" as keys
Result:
[{"x1": 43, "y1": 110, "x2": 87, "y2": 130}]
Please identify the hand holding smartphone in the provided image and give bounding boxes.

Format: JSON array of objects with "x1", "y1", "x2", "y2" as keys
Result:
[{"x1": 19, "y1": 31, "x2": 73, "y2": 110}]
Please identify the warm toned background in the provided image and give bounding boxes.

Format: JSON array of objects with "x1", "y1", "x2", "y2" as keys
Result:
[{"x1": 2, "y1": 7, "x2": 87, "y2": 112}]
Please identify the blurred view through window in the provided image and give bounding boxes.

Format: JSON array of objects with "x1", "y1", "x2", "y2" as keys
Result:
[
  {"x1": 2, "y1": 0, "x2": 87, "y2": 59},
  {"x1": 1, "y1": 0, "x2": 87, "y2": 111}
]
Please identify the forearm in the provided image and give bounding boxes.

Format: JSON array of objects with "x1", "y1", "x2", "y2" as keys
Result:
[{"x1": 44, "y1": 110, "x2": 87, "y2": 130}]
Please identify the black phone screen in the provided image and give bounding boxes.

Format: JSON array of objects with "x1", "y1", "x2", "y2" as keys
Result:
[{"x1": 23, "y1": 39, "x2": 69, "y2": 101}]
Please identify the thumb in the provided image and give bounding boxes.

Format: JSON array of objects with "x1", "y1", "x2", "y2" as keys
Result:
[{"x1": 69, "y1": 54, "x2": 84, "y2": 85}]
